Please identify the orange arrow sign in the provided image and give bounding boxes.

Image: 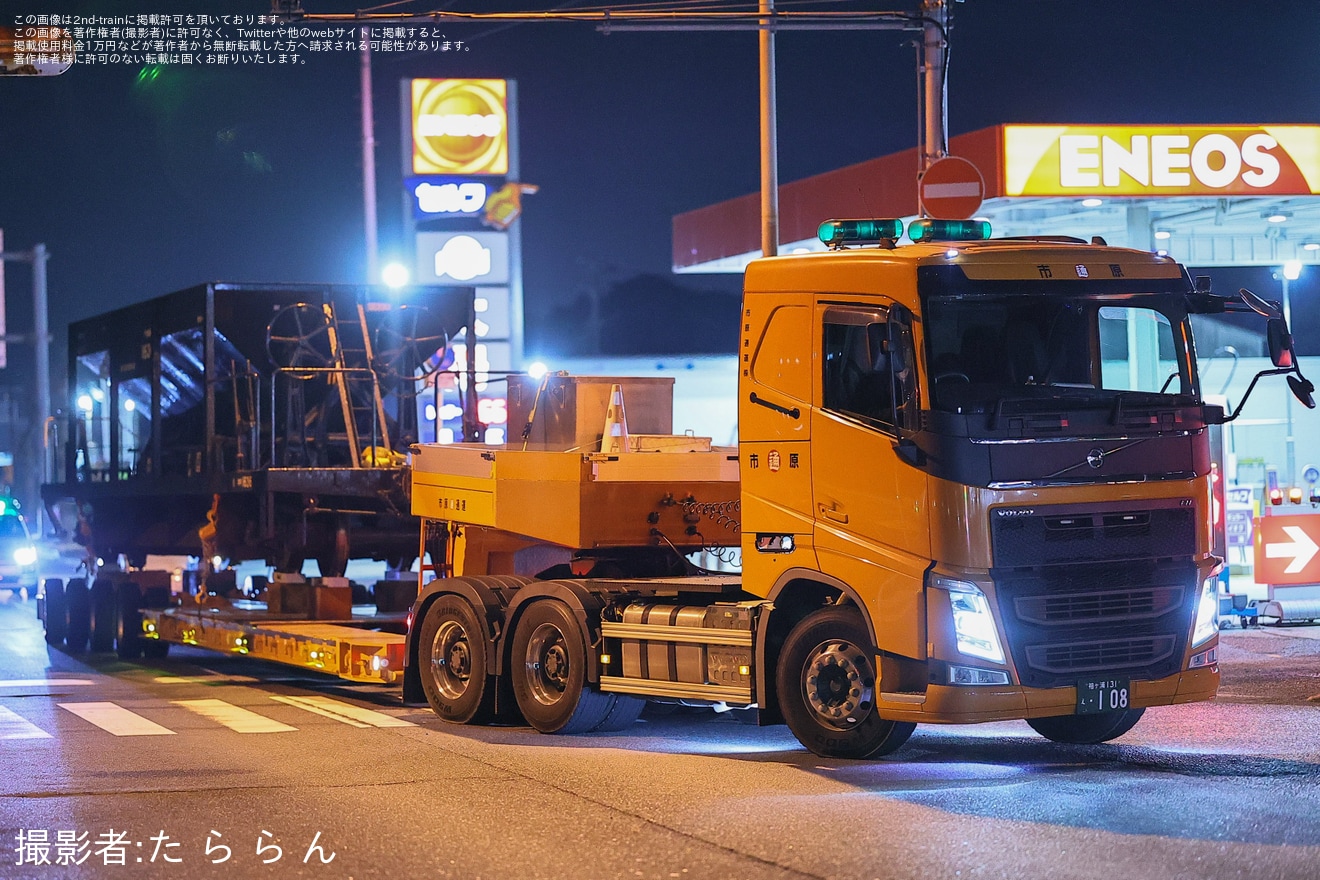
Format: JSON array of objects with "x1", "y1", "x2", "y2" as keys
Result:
[{"x1": 1254, "y1": 514, "x2": 1320, "y2": 585}]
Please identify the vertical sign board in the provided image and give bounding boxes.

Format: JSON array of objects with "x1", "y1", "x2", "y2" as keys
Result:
[
  {"x1": 1225, "y1": 486, "x2": 1255, "y2": 549},
  {"x1": 404, "y1": 79, "x2": 521, "y2": 444}
]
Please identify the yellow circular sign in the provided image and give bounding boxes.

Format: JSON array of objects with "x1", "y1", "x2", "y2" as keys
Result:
[{"x1": 412, "y1": 79, "x2": 508, "y2": 176}]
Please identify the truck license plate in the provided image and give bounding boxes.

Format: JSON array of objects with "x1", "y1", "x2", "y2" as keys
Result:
[{"x1": 1076, "y1": 677, "x2": 1130, "y2": 714}]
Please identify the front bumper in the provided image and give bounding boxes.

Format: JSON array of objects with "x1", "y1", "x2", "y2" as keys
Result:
[{"x1": 873, "y1": 663, "x2": 1219, "y2": 724}]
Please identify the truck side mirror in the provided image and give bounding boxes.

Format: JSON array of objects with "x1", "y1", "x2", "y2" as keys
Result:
[
  {"x1": 1267, "y1": 317, "x2": 1295, "y2": 369},
  {"x1": 1289, "y1": 374, "x2": 1317, "y2": 409}
]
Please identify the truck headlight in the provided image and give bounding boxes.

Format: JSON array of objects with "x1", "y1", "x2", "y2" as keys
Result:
[
  {"x1": 933, "y1": 574, "x2": 1006, "y2": 665},
  {"x1": 13, "y1": 546, "x2": 37, "y2": 567},
  {"x1": 1191, "y1": 575, "x2": 1219, "y2": 647}
]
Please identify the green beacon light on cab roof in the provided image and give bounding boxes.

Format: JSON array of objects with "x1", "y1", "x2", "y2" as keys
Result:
[
  {"x1": 817, "y1": 218, "x2": 904, "y2": 248},
  {"x1": 908, "y1": 218, "x2": 992, "y2": 243}
]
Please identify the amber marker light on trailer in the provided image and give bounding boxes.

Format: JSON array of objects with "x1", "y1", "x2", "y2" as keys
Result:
[
  {"x1": 907, "y1": 218, "x2": 992, "y2": 243},
  {"x1": 817, "y1": 218, "x2": 903, "y2": 248}
]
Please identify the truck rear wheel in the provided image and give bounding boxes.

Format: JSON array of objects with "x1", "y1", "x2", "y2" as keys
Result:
[
  {"x1": 777, "y1": 607, "x2": 916, "y2": 759},
  {"x1": 1027, "y1": 708, "x2": 1145, "y2": 744},
  {"x1": 511, "y1": 599, "x2": 614, "y2": 734},
  {"x1": 419, "y1": 595, "x2": 496, "y2": 724}
]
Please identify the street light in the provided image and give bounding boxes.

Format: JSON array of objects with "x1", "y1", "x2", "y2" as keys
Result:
[{"x1": 1282, "y1": 259, "x2": 1304, "y2": 486}]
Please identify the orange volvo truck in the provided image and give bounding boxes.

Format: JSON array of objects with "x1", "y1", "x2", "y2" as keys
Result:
[{"x1": 405, "y1": 218, "x2": 1312, "y2": 758}]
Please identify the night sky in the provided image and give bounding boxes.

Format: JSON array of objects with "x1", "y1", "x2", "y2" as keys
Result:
[{"x1": 3, "y1": 0, "x2": 1320, "y2": 377}]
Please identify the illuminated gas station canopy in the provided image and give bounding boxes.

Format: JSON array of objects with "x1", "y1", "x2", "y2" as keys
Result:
[{"x1": 673, "y1": 123, "x2": 1320, "y2": 272}]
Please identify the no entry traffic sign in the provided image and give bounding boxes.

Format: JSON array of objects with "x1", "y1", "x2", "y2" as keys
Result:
[
  {"x1": 919, "y1": 156, "x2": 985, "y2": 220},
  {"x1": 1254, "y1": 513, "x2": 1320, "y2": 585}
]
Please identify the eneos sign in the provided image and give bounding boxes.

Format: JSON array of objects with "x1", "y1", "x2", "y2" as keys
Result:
[
  {"x1": 411, "y1": 79, "x2": 508, "y2": 176},
  {"x1": 1004, "y1": 125, "x2": 1320, "y2": 197}
]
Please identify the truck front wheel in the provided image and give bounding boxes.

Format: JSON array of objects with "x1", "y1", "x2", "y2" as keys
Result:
[
  {"x1": 419, "y1": 595, "x2": 496, "y2": 724},
  {"x1": 510, "y1": 599, "x2": 614, "y2": 734},
  {"x1": 1027, "y1": 708, "x2": 1144, "y2": 744},
  {"x1": 777, "y1": 607, "x2": 916, "y2": 759}
]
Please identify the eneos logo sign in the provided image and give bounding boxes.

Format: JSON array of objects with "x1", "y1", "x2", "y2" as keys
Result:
[
  {"x1": 411, "y1": 79, "x2": 508, "y2": 175},
  {"x1": 1004, "y1": 125, "x2": 1320, "y2": 197}
]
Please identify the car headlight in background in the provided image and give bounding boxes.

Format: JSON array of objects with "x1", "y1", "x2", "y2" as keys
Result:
[
  {"x1": 13, "y1": 546, "x2": 37, "y2": 567},
  {"x1": 1191, "y1": 574, "x2": 1220, "y2": 647},
  {"x1": 931, "y1": 573, "x2": 1006, "y2": 664}
]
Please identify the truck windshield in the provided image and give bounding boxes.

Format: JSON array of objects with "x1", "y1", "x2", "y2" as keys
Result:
[{"x1": 923, "y1": 293, "x2": 1197, "y2": 414}]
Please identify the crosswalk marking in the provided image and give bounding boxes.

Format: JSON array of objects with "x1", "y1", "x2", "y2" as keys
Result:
[
  {"x1": 58, "y1": 702, "x2": 175, "y2": 737},
  {"x1": 269, "y1": 695, "x2": 415, "y2": 729},
  {"x1": 0, "y1": 679, "x2": 97, "y2": 688},
  {"x1": 174, "y1": 699, "x2": 296, "y2": 733},
  {"x1": 0, "y1": 705, "x2": 51, "y2": 739},
  {"x1": 153, "y1": 675, "x2": 259, "y2": 685}
]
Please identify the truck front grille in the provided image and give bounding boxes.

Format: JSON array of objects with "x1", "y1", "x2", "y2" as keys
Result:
[
  {"x1": 990, "y1": 501, "x2": 1198, "y2": 689},
  {"x1": 1025, "y1": 636, "x2": 1178, "y2": 675}
]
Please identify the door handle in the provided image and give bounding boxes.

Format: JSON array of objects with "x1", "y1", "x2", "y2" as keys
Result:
[{"x1": 819, "y1": 502, "x2": 849, "y2": 524}]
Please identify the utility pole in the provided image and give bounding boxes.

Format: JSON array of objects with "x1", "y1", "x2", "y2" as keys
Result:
[
  {"x1": 360, "y1": 26, "x2": 379, "y2": 283},
  {"x1": 919, "y1": 0, "x2": 950, "y2": 171},
  {"x1": 759, "y1": 0, "x2": 779, "y2": 258}
]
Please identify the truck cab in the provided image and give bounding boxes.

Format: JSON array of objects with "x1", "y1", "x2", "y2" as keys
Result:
[{"x1": 738, "y1": 221, "x2": 1238, "y2": 751}]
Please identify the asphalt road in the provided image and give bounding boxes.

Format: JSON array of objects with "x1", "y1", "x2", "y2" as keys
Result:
[{"x1": 1, "y1": 593, "x2": 1319, "y2": 880}]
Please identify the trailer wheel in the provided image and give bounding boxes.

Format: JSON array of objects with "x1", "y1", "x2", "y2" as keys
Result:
[
  {"x1": 116, "y1": 582, "x2": 144, "y2": 660},
  {"x1": 511, "y1": 599, "x2": 614, "y2": 734},
  {"x1": 1027, "y1": 708, "x2": 1145, "y2": 744},
  {"x1": 43, "y1": 579, "x2": 67, "y2": 646},
  {"x1": 777, "y1": 607, "x2": 916, "y2": 759},
  {"x1": 90, "y1": 578, "x2": 118, "y2": 653},
  {"x1": 419, "y1": 595, "x2": 497, "y2": 724},
  {"x1": 65, "y1": 578, "x2": 91, "y2": 653}
]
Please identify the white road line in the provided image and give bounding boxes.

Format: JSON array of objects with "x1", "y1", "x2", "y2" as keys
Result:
[
  {"x1": 153, "y1": 675, "x2": 258, "y2": 685},
  {"x1": 174, "y1": 699, "x2": 296, "y2": 734},
  {"x1": 0, "y1": 679, "x2": 97, "y2": 688},
  {"x1": 58, "y1": 702, "x2": 175, "y2": 737},
  {"x1": 0, "y1": 705, "x2": 52, "y2": 739},
  {"x1": 269, "y1": 695, "x2": 415, "y2": 729}
]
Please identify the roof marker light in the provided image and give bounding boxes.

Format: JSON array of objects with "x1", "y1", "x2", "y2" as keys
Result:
[
  {"x1": 1081, "y1": 198, "x2": 1103, "y2": 208},
  {"x1": 945, "y1": 249, "x2": 959, "y2": 259},
  {"x1": 908, "y1": 219, "x2": 991, "y2": 243},
  {"x1": 817, "y1": 218, "x2": 903, "y2": 248},
  {"x1": 1154, "y1": 230, "x2": 1172, "y2": 240},
  {"x1": 1303, "y1": 242, "x2": 1320, "y2": 251}
]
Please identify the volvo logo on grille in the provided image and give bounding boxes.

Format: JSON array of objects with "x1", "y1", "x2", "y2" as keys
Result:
[
  {"x1": 1086, "y1": 448, "x2": 1106, "y2": 469},
  {"x1": 995, "y1": 508, "x2": 1035, "y2": 517}
]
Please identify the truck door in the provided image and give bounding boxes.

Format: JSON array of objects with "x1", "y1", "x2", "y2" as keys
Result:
[{"x1": 811, "y1": 302, "x2": 930, "y2": 660}]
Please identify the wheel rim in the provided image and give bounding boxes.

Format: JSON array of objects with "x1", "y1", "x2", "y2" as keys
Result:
[
  {"x1": 429, "y1": 619, "x2": 474, "y2": 700},
  {"x1": 802, "y1": 638, "x2": 875, "y2": 729},
  {"x1": 525, "y1": 622, "x2": 571, "y2": 707}
]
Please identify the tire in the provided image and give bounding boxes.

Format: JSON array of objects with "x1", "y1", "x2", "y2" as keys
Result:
[
  {"x1": 90, "y1": 577, "x2": 118, "y2": 653},
  {"x1": 593, "y1": 694, "x2": 645, "y2": 732},
  {"x1": 776, "y1": 607, "x2": 916, "y2": 759},
  {"x1": 142, "y1": 639, "x2": 171, "y2": 659},
  {"x1": 65, "y1": 577, "x2": 91, "y2": 653},
  {"x1": 1027, "y1": 708, "x2": 1145, "y2": 744},
  {"x1": 116, "y1": 582, "x2": 144, "y2": 660},
  {"x1": 418, "y1": 595, "x2": 497, "y2": 724},
  {"x1": 510, "y1": 599, "x2": 614, "y2": 734},
  {"x1": 43, "y1": 579, "x2": 67, "y2": 646}
]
